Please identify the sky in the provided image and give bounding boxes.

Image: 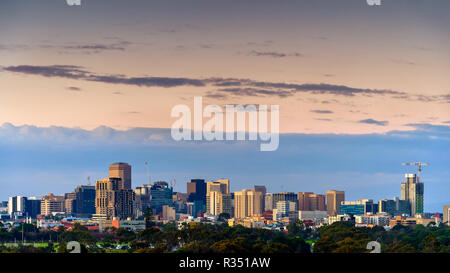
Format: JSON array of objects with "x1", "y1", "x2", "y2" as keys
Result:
[{"x1": 0, "y1": 0, "x2": 449, "y2": 212}]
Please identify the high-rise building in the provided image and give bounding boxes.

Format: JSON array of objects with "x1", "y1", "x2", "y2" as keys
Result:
[
  {"x1": 234, "y1": 189, "x2": 263, "y2": 219},
  {"x1": 401, "y1": 174, "x2": 424, "y2": 216},
  {"x1": 187, "y1": 179, "x2": 206, "y2": 206},
  {"x1": 443, "y1": 205, "x2": 450, "y2": 226},
  {"x1": 8, "y1": 196, "x2": 27, "y2": 218},
  {"x1": 378, "y1": 197, "x2": 411, "y2": 217},
  {"x1": 74, "y1": 185, "x2": 96, "y2": 218},
  {"x1": 339, "y1": 199, "x2": 378, "y2": 215},
  {"x1": 298, "y1": 192, "x2": 326, "y2": 211},
  {"x1": 95, "y1": 177, "x2": 134, "y2": 220},
  {"x1": 41, "y1": 194, "x2": 65, "y2": 216},
  {"x1": 272, "y1": 192, "x2": 297, "y2": 209},
  {"x1": 109, "y1": 162, "x2": 132, "y2": 190},
  {"x1": 134, "y1": 184, "x2": 152, "y2": 217},
  {"x1": 206, "y1": 181, "x2": 232, "y2": 216},
  {"x1": 25, "y1": 197, "x2": 41, "y2": 218},
  {"x1": 149, "y1": 181, "x2": 173, "y2": 215},
  {"x1": 64, "y1": 192, "x2": 77, "y2": 215},
  {"x1": 326, "y1": 190, "x2": 345, "y2": 216},
  {"x1": 253, "y1": 186, "x2": 267, "y2": 212},
  {"x1": 264, "y1": 194, "x2": 273, "y2": 211}
]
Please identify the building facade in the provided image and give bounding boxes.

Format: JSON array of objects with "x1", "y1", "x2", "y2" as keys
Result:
[
  {"x1": 326, "y1": 190, "x2": 345, "y2": 216},
  {"x1": 401, "y1": 174, "x2": 424, "y2": 216},
  {"x1": 109, "y1": 162, "x2": 132, "y2": 190}
]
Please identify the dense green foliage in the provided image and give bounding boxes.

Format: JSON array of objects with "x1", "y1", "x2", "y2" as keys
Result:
[{"x1": 0, "y1": 220, "x2": 449, "y2": 253}]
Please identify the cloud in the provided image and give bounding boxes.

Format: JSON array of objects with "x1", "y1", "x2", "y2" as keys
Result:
[
  {"x1": 391, "y1": 59, "x2": 417, "y2": 66},
  {"x1": 310, "y1": 110, "x2": 333, "y2": 114},
  {"x1": 67, "y1": 86, "x2": 82, "y2": 91},
  {"x1": 3, "y1": 65, "x2": 205, "y2": 88},
  {"x1": 247, "y1": 50, "x2": 303, "y2": 58},
  {"x1": 359, "y1": 119, "x2": 389, "y2": 126},
  {"x1": 3, "y1": 64, "x2": 448, "y2": 103},
  {"x1": 1, "y1": 41, "x2": 132, "y2": 54}
]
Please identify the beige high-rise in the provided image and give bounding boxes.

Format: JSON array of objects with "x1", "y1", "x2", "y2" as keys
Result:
[
  {"x1": 206, "y1": 180, "x2": 232, "y2": 216},
  {"x1": 326, "y1": 190, "x2": 345, "y2": 216},
  {"x1": 95, "y1": 177, "x2": 134, "y2": 220},
  {"x1": 234, "y1": 189, "x2": 263, "y2": 219}
]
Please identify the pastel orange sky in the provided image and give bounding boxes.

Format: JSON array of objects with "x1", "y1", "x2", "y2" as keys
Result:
[{"x1": 1, "y1": 0, "x2": 449, "y2": 134}]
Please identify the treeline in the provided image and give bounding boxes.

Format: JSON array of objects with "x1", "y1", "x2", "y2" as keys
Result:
[{"x1": 1, "y1": 220, "x2": 449, "y2": 253}]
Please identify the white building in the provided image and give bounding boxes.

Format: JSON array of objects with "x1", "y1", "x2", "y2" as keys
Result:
[{"x1": 355, "y1": 214, "x2": 391, "y2": 226}]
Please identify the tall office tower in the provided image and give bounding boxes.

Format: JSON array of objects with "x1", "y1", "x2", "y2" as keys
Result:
[
  {"x1": 298, "y1": 192, "x2": 313, "y2": 211},
  {"x1": 95, "y1": 177, "x2": 134, "y2": 219},
  {"x1": 109, "y1": 162, "x2": 132, "y2": 190},
  {"x1": 96, "y1": 178, "x2": 119, "y2": 217},
  {"x1": 234, "y1": 189, "x2": 263, "y2": 219},
  {"x1": 400, "y1": 174, "x2": 424, "y2": 216},
  {"x1": 443, "y1": 205, "x2": 450, "y2": 226},
  {"x1": 149, "y1": 181, "x2": 173, "y2": 215},
  {"x1": 253, "y1": 186, "x2": 267, "y2": 212},
  {"x1": 41, "y1": 194, "x2": 65, "y2": 216},
  {"x1": 206, "y1": 180, "x2": 232, "y2": 216},
  {"x1": 64, "y1": 192, "x2": 77, "y2": 215},
  {"x1": 74, "y1": 185, "x2": 96, "y2": 218},
  {"x1": 134, "y1": 184, "x2": 152, "y2": 217},
  {"x1": 298, "y1": 192, "x2": 326, "y2": 211},
  {"x1": 265, "y1": 194, "x2": 273, "y2": 211},
  {"x1": 378, "y1": 197, "x2": 411, "y2": 216},
  {"x1": 116, "y1": 189, "x2": 135, "y2": 220},
  {"x1": 326, "y1": 190, "x2": 345, "y2": 216},
  {"x1": 187, "y1": 179, "x2": 206, "y2": 206},
  {"x1": 8, "y1": 196, "x2": 27, "y2": 218},
  {"x1": 272, "y1": 192, "x2": 297, "y2": 209},
  {"x1": 25, "y1": 197, "x2": 41, "y2": 218},
  {"x1": 310, "y1": 194, "x2": 326, "y2": 211}
]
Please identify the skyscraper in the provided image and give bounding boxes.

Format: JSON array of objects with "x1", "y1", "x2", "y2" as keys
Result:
[
  {"x1": 95, "y1": 177, "x2": 134, "y2": 220},
  {"x1": 74, "y1": 185, "x2": 96, "y2": 218},
  {"x1": 187, "y1": 179, "x2": 206, "y2": 205},
  {"x1": 298, "y1": 192, "x2": 326, "y2": 211},
  {"x1": 149, "y1": 181, "x2": 173, "y2": 215},
  {"x1": 234, "y1": 189, "x2": 263, "y2": 219},
  {"x1": 400, "y1": 174, "x2": 424, "y2": 216},
  {"x1": 206, "y1": 180, "x2": 232, "y2": 216},
  {"x1": 109, "y1": 162, "x2": 132, "y2": 190},
  {"x1": 326, "y1": 190, "x2": 345, "y2": 216},
  {"x1": 134, "y1": 184, "x2": 152, "y2": 217},
  {"x1": 272, "y1": 192, "x2": 297, "y2": 209}
]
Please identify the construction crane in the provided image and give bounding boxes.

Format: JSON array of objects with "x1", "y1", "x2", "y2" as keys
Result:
[
  {"x1": 402, "y1": 162, "x2": 429, "y2": 183},
  {"x1": 145, "y1": 162, "x2": 151, "y2": 185},
  {"x1": 170, "y1": 179, "x2": 177, "y2": 189}
]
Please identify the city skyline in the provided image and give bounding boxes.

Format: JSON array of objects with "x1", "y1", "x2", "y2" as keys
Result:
[
  {"x1": 0, "y1": 0, "x2": 449, "y2": 213},
  {"x1": 2, "y1": 161, "x2": 442, "y2": 214}
]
